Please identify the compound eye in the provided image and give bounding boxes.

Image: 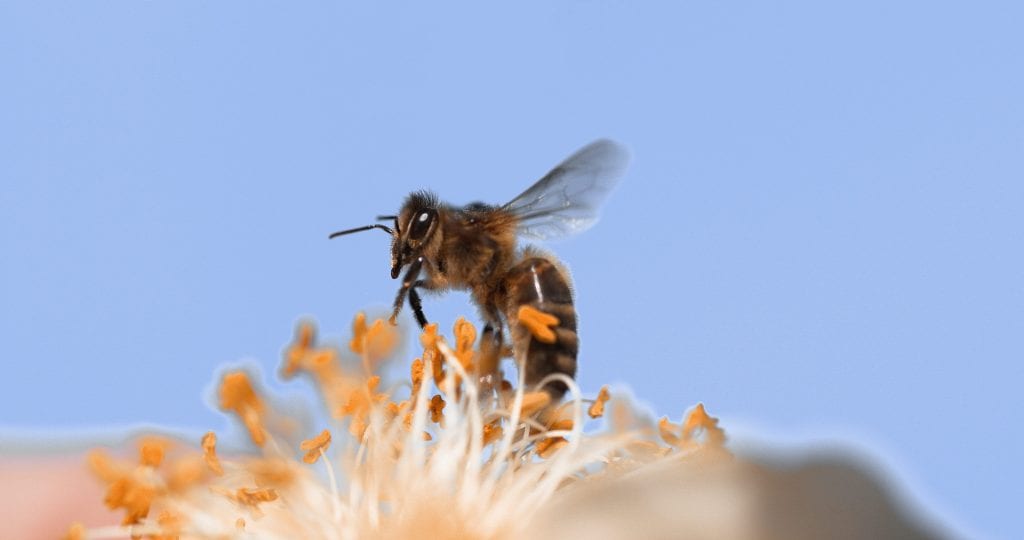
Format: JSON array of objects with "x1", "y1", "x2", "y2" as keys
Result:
[{"x1": 408, "y1": 210, "x2": 434, "y2": 241}]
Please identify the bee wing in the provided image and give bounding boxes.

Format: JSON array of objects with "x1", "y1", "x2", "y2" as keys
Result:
[{"x1": 503, "y1": 139, "x2": 630, "y2": 240}]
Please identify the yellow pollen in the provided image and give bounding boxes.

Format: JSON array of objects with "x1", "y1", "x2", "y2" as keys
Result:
[
  {"x1": 67, "y1": 312, "x2": 728, "y2": 539},
  {"x1": 218, "y1": 371, "x2": 267, "y2": 447},
  {"x1": 349, "y1": 312, "x2": 369, "y2": 353},
  {"x1": 536, "y1": 436, "x2": 568, "y2": 458},
  {"x1": 104, "y1": 475, "x2": 157, "y2": 526},
  {"x1": 411, "y1": 358, "x2": 425, "y2": 396},
  {"x1": 282, "y1": 321, "x2": 315, "y2": 378},
  {"x1": 139, "y1": 436, "x2": 169, "y2": 468},
  {"x1": 419, "y1": 323, "x2": 447, "y2": 385},
  {"x1": 157, "y1": 509, "x2": 184, "y2": 537},
  {"x1": 429, "y1": 394, "x2": 446, "y2": 423},
  {"x1": 519, "y1": 391, "x2": 552, "y2": 416},
  {"x1": 517, "y1": 305, "x2": 559, "y2": 344},
  {"x1": 214, "y1": 486, "x2": 280, "y2": 516},
  {"x1": 419, "y1": 322, "x2": 440, "y2": 353},
  {"x1": 350, "y1": 312, "x2": 399, "y2": 360},
  {"x1": 589, "y1": 385, "x2": 610, "y2": 418},
  {"x1": 86, "y1": 449, "x2": 121, "y2": 483},
  {"x1": 482, "y1": 421, "x2": 503, "y2": 446},
  {"x1": 238, "y1": 487, "x2": 279, "y2": 504},
  {"x1": 385, "y1": 401, "x2": 403, "y2": 420},
  {"x1": 349, "y1": 417, "x2": 368, "y2": 438},
  {"x1": 167, "y1": 455, "x2": 205, "y2": 492},
  {"x1": 300, "y1": 429, "x2": 333, "y2": 464},
  {"x1": 547, "y1": 418, "x2": 574, "y2": 431},
  {"x1": 683, "y1": 403, "x2": 726, "y2": 447},
  {"x1": 246, "y1": 458, "x2": 297, "y2": 488},
  {"x1": 453, "y1": 316, "x2": 477, "y2": 371},
  {"x1": 658, "y1": 417, "x2": 682, "y2": 447},
  {"x1": 202, "y1": 431, "x2": 224, "y2": 476}
]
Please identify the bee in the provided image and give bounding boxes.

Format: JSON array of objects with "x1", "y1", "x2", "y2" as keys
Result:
[{"x1": 330, "y1": 140, "x2": 629, "y2": 399}]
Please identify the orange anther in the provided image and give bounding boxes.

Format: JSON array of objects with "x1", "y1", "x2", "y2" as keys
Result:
[
  {"x1": 218, "y1": 371, "x2": 267, "y2": 447},
  {"x1": 519, "y1": 391, "x2": 552, "y2": 416},
  {"x1": 139, "y1": 437, "x2": 168, "y2": 468},
  {"x1": 588, "y1": 386, "x2": 610, "y2": 419},
  {"x1": 535, "y1": 436, "x2": 568, "y2": 458},
  {"x1": 201, "y1": 431, "x2": 224, "y2": 476},
  {"x1": 429, "y1": 394, "x2": 446, "y2": 423},
  {"x1": 300, "y1": 429, "x2": 333, "y2": 464}
]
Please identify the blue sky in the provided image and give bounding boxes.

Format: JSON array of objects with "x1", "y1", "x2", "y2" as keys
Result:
[{"x1": 1, "y1": 1, "x2": 1021, "y2": 537}]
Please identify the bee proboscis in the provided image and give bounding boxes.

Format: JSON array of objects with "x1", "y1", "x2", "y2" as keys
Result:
[{"x1": 330, "y1": 140, "x2": 629, "y2": 399}]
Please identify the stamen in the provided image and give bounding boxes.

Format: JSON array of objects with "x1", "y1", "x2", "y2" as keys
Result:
[
  {"x1": 519, "y1": 391, "x2": 552, "y2": 416},
  {"x1": 139, "y1": 437, "x2": 168, "y2": 468},
  {"x1": 429, "y1": 394, "x2": 446, "y2": 423},
  {"x1": 236, "y1": 487, "x2": 279, "y2": 505},
  {"x1": 69, "y1": 312, "x2": 727, "y2": 539},
  {"x1": 86, "y1": 449, "x2": 121, "y2": 483},
  {"x1": 453, "y1": 317, "x2": 477, "y2": 371},
  {"x1": 349, "y1": 312, "x2": 399, "y2": 360},
  {"x1": 282, "y1": 321, "x2": 315, "y2": 378},
  {"x1": 411, "y1": 358, "x2": 425, "y2": 396},
  {"x1": 588, "y1": 385, "x2": 611, "y2": 418},
  {"x1": 658, "y1": 417, "x2": 682, "y2": 447},
  {"x1": 682, "y1": 403, "x2": 726, "y2": 447},
  {"x1": 300, "y1": 429, "x2": 333, "y2": 464},
  {"x1": 246, "y1": 458, "x2": 297, "y2": 488},
  {"x1": 218, "y1": 371, "x2": 267, "y2": 447},
  {"x1": 535, "y1": 436, "x2": 568, "y2": 458},
  {"x1": 104, "y1": 475, "x2": 157, "y2": 525},
  {"x1": 482, "y1": 421, "x2": 503, "y2": 446},
  {"x1": 547, "y1": 418, "x2": 574, "y2": 431},
  {"x1": 167, "y1": 455, "x2": 205, "y2": 492},
  {"x1": 157, "y1": 509, "x2": 184, "y2": 538},
  {"x1": 202, "y1": 431, "x2": 224, "y2": 476},
  {"x1": 419, "y1": 323, "x2": 444, "y2": 385},
  {"x1": 214, "y1": 486, "x2": 279, "y2": 517}
]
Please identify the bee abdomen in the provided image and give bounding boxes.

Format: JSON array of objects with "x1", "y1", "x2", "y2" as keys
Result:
[{"x1": 505, "y1": 256, "x2": 578, "y2": 400}]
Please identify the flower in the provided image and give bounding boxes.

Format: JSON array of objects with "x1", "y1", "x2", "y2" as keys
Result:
[{"x1": 68, "y1": 314, "x2": 726, "y2": 539}]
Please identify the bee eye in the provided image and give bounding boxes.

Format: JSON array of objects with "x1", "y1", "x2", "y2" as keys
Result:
[{"x1": 408, "y1": 210, "x2": 434, "y2": 240}]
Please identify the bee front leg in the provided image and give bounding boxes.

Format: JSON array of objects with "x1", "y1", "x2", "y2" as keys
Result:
[
  {"x1": 408, "y1": 280, "x2": 431, "y2": 328},
  {"x1": 389, "y1": 256, "x2": 424, "y2": 325}
]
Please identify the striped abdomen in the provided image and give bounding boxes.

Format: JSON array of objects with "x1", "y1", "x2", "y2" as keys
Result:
[{"x1": 503, "y1": 255, "x2": 578, "y2": 399}]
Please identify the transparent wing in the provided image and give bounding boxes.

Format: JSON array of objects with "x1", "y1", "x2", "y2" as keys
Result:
[{"x1": 503, "y1": 139, "x2": 630, "y2": 240}]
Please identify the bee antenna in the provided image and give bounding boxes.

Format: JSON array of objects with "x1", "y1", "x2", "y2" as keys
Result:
[
  {"x1": 376, "y1": 215, "x2": 397, "y2": 221},
  {"x1": 328, "y1": 224, "x2": 395, "y2": 239}
]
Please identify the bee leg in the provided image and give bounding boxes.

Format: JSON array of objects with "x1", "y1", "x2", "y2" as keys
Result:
[
  {"x1": 479, "y1": 319, "x2": 504, "y2": 384},
  {"x1": 389, "y1": 256, "x2": 424, "y2": 325},
  {"x1": 408, "y1": 282, "x2": 430, "y2": 328}
]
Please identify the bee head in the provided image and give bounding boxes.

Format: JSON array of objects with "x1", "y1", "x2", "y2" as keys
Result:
[
  {"x1": 328, "y1": 191, "x2": 442, "y2": 280},
  {"x1": 391, "y1": 191, "x2": 442, "y2": 279}
]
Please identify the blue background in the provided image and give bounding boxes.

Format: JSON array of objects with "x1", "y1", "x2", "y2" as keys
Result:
[{"x1": 2, "y1": 2, "x2": 1021, "y2": 538}]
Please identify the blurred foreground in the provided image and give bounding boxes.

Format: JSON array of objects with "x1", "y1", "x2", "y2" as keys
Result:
[
  {"x1": 0, "y1": 316, "x2": 952, "y2": 539},
  {"x1": 0, "y1": 449, "x2": 948, "y2": 539}
]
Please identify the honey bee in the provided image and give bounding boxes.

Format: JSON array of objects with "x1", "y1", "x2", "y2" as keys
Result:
[{"x1": 330, "y1": 140, "x2": 629, "y2": 399}]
